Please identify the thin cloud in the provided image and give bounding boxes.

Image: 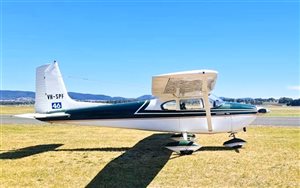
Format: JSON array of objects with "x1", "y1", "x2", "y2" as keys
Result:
[{"x1": 287, "y1": 86, "x2": 300, "y2": 91}]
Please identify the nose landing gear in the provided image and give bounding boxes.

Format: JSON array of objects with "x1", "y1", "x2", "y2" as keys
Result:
[{"x1": 223, "y1": 132, "x2": 246, "y2": 149}]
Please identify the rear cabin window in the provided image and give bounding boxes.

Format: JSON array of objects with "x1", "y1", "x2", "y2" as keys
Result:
[{"x1": 161, "y1": 100, "x2": 176, "y2": 111}]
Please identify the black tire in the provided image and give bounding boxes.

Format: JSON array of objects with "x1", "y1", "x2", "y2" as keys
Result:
[
  {"x1": 232, "y1": 145, "x2": 243, "y2": 149},
  {"x1": 258, "y1": 109, "x2": 267, "y2": 113},
  {"x1": 180, "y1": 150, "x2": 194, "y2": 155}
]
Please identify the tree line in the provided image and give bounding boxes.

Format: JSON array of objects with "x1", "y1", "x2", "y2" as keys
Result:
[{"x1": 221, "y1": 97, "x2": 300, "y2": 106}]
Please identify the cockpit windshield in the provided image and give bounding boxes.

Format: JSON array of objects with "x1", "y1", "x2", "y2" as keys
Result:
[{"x1": 209, "y1": 94, "x2": 224, "y2": 108}]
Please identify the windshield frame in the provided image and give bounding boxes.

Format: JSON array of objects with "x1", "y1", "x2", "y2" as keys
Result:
[{"x1": 209, "y1": 94, "x2": 224, "y2": 108}]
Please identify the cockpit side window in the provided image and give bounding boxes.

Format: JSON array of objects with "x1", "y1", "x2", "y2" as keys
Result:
[
  {"x1": 179, "y1": 99, "x2": 204, "y2": 110},
  {"x1": 161, "y1": 99, "x2": 205, "y2": 111},
  {"x1": 161, "y1": 95, "x2": 224, "y2": 111}
]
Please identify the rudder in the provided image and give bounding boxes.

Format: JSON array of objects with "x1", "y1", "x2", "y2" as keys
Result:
[{"x1": 35, "y1": 61, "x2": 80, "y2": 113}]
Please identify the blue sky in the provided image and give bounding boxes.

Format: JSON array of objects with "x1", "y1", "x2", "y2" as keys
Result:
[{"x1": 1, "y1": 1, "x2": 299, "y2": 98}]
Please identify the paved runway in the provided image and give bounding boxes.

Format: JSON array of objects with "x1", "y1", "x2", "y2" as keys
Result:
[
  {"x1": 1, "y1": 115, "x2": 45, "y2": 124},
  {"x1": 251, "y1": 117, "x2": 299, "y2": 126},
  {"x1": 1, "y1": 115, "x2": 299, "y2": 126}
]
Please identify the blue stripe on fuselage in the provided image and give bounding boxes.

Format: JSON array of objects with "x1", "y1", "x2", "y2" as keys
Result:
[{"x1": 36, "y1": 101, "x2": 257, "y2": 122}]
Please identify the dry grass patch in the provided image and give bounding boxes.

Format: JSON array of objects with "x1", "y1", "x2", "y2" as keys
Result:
[
  {"x1": 1, "y1": 124, "x2": 299, "y2": 187},
  {"x1": 0, "y1": 105, "x2": 34, "y2": 115}
]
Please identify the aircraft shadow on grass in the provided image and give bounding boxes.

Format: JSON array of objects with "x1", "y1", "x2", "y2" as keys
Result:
[
  {"x1": 0, "y1": 145, "x2": 133, "y2": 160},
  {"x1": 84, "y1": 135, "x2": 239, "y2": 187},
  {"x1": 86, "y1": 133, "x2": 173, "y2": 188},
  {"x1": 0, "y1": 144, "x2": 64, "y2": 159},
  {"x1": 56, "y1": 147, "x2": 131, "y2": 152},
  {"x1": 198, "y1": 146, "x2": 240, "y2": 153},
  {"x1": 0, "y1": 134, "x2": 239, "y2": 187}
]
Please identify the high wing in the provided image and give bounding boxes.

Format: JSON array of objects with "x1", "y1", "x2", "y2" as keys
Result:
[
  {"x1": 152, "y1": 70, "x2": 218, "y2": 100},
  {"x1": 152, "y1": 70, "x2": 218, "y2": 132}
]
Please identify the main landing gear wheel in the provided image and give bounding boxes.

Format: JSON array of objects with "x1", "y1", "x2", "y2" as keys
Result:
[
  {"x1": 223, "y1": 133, "x2": 246, "y2": 149},
  {"x1": 165, "y1": 133, "x2": 201, "y2": 155},
  {"x1": 165, "y1": 140, "x2": 201, "y2": 155}
]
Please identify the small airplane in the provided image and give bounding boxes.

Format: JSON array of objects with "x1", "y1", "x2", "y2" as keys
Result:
[{"x1": 18, "y1": 61, "x2": 262, "y2": 155}]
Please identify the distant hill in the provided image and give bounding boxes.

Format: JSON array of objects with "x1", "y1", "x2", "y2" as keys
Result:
[
  {"x1": 137, "y1": 95, "x2": 156, "y2": 101},
  {"x1": 68, "y1": 92, "x2": 129, "y2": 101},
  {"x1": 0, "y1": 90, "x2": 35, "y2": 100},
  {"x1": 1, "y1": 90, "x2": 298, "y2": 106},
  {"x1": 0, "y1": 90, "x2": 154, "y2": 102}
]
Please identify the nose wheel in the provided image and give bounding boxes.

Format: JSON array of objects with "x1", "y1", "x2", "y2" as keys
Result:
[{"x1": 223, "y1": 133, "x2": 246, "y2": 149}]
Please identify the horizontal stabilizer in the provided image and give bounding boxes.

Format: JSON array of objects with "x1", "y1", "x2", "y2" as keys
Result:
[{"x1": 15, "y1": 112, "x2": 70, "y2": 119}]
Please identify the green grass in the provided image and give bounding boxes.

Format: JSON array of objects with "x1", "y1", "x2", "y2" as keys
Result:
[
  {"x1": 261, "y1": 106, "x2": 300, "y2": 117},
  {"x1": 1, "y1": 124, "x2": 299, "y2": 187}
]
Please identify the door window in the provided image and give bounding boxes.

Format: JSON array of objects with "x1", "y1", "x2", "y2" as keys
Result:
[{"x1": 179, "y1": 99, "x2": 204, "y2": 110}]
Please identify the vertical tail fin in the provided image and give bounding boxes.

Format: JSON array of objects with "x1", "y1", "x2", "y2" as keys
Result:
[{"x1": 35, "y1": 61, "x2": 99, "y2": 113}]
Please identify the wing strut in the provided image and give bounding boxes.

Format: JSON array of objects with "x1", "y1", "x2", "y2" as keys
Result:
[{"x1": 202, "y1": 78, "x2": 213, "y2": 132}]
